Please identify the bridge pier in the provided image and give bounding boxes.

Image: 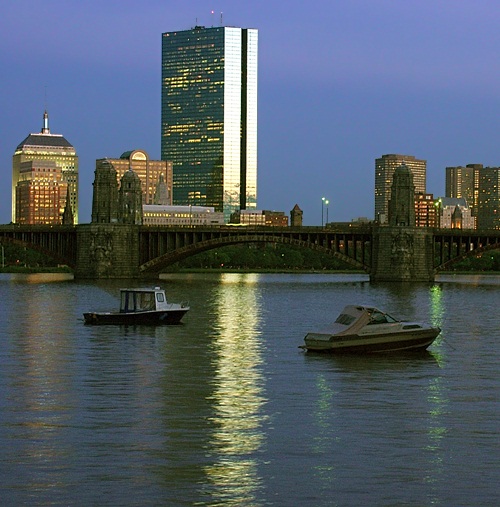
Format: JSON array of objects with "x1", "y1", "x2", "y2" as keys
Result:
[
  {"x1": 370, "y1": 225, "x2": 435, "y2": 282},
  {"x1": 75, "y1": 224, "x2": 141, "y2": 279}
]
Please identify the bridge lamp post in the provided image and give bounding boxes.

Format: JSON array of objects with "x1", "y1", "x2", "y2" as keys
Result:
[
  {"x1": 325, "y1": 199, "x2": 330, "y2": 226},
  {"x1": 321, "y1": 197, "x2": 326, "y2": 227}
]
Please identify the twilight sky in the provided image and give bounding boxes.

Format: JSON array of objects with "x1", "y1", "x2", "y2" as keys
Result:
[{"x1": 1, "y1": 0, "x2": 498, "y2": 225}]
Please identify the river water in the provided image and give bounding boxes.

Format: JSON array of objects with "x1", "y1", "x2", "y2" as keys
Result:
[{"x1": 0, "y1": 272, "x2": 498, "y2": 506}]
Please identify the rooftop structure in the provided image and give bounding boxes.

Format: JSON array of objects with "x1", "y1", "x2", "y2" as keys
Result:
[{"x1": 13, "y1": 111, "x2": 78, "y2": 223}]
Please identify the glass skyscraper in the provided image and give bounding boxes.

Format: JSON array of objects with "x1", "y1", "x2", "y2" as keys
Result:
[{"x1": 161, "y1": 26, "x2": 258, "y2": 220}]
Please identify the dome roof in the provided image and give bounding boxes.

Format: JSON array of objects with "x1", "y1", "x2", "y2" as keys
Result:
[
  {"x1": 395, "y1": 162, "x2": 411, "y2": 174},
  {"x1": 121, "y1": 169, "x2": 141, "y2": 182}
]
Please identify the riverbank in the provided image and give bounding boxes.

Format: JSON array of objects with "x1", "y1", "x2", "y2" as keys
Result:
[
  {"x1": 0, "y1": 266, "x2": 73, "y2": 274},
  {"x1": 2, "y1": 266, "x2": 500, "y2": 276}
]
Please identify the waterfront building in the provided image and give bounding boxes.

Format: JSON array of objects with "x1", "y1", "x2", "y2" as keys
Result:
[
  {"x1": 375, "y1": 154, "x2": 426, "y2": 223},
  {"x1": 477, "y1": 167, "x2": 500, "y2": 229},
  {"x1": 102, "y1": 150, "x2": 173, "y2": 206},
  {"x1": 161, "y1": 25, "x2": 258, "y2": 220},
  {"x1": 438, "y1": 197, "x2": 475, "y2": 229},
  {"x1": 15, "y1": 160, "x2": 68, "y2": 224},
  {"x1": 142, "y1": 205, "x2": 225, "y2": 226},
  {"x1": 415, "y1": 193, "x2": 437, "y2": 228},
  {"x1": 230, "y1": 209, "x2": 288, "y2": 226},
  {"x1": 13, "y1": 111, "x2": 78, "y2": 223},
  {"x1": 446, "y1": 164, "x2": 481, "y2": 218}
]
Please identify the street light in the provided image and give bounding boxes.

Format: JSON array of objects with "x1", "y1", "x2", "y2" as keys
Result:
[
  {"x1": 325, "y1": 199, "x2": 330, "y2": 226},
  {"x1": 321, "y1": 197, "x2": 326, "y2": 227}
]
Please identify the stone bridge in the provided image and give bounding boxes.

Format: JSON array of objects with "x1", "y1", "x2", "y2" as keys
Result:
[{"x1": 0, "y1": 224, "x2": 499, "y2": 281}]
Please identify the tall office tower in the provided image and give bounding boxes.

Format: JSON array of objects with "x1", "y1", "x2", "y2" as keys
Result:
[
  {"x1": 15, "y1": 160, "x2": 68, "y2": 224},
  {"x1": 100, "y1": 150, "x2": 173, "y2": 206},
  {"x1": 375, "y1": 154, "x2": 426, "y2": 223},
  {"x1": 445, "y1": 164, "x2": 481, "y2": 218},
  {"x1": 161, "y1": 25, "x2": 258, "y2": 220},
  {"x1": 13, "y1": 111, "x2": 78, "y2": 223},
  {"x1": 477, "y1": 167, "x2": 500, "y2": 230}
]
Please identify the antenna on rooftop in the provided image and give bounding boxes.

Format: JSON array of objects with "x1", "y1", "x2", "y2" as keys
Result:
[{"x1": 220, "y1": 12, "x2": 223, "y2": 26}]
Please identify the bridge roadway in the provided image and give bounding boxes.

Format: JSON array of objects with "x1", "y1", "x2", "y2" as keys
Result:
[{"x1": 0, "y1": 223, "x2": 499, "y2": 279}]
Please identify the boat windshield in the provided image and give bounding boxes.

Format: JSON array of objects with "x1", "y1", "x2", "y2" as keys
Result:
[
  {"x1": 335, "y1": 314, "x2": 356, "y2": 326},
  {"x1": 137, "y1": 292, "x2": 156, "y2": 311},
  {"x1": 368, "y1": 310, "x2": 399, "y2": 325},
  {"x1": 120, "y1": 291, "x2": 156, "y2": 312}
]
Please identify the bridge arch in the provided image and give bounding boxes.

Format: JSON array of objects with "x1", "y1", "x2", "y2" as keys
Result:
[
  {"x1": 0, "y1": 235, "x2": 76, "y2": 268},
  {"x1": 140, "y1": 234, "x2": 370, "y2": 274},
  {"x1": 435, "y1": 242, "x2": 500, "y2": 272}
]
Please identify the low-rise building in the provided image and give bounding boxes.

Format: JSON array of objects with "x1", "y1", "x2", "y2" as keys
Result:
[
  {"x1": 230, "y1": 209, "x2": 288, "y2": 226},
  {"x1": 438, "y1": 197, "x2": 475, "y2": 229},
  {"x1": 142, "y1": 205, "x2": 225, "y2": 226}
]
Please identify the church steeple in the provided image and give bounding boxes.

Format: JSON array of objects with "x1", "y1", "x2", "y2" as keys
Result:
[{"x1": 41, "y1": 110, "x2": 50, "y2": 134}]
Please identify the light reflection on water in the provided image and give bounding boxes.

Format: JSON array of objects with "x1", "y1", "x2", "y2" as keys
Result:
[
  {"x1": 203, "y1": 273, "x2": 266, "y2": 506},
  {"x1": 0, "y1": 272, "x2": 498, "y2": 506}
]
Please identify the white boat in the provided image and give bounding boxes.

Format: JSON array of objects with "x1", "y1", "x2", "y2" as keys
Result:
[
  {"x1": 84, "y1": 287, "x2": 189, "y2": 325},
  {"x1": 301, "y1": 305, "x2": 440, "y2": 353}
]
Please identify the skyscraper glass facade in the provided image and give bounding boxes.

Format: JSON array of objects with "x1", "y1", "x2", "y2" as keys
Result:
[
  {"x1": 161, "y1": 26, "x2": 258, "y2": 220},
  {"x1": 478, "y1": 167, "x2": 500, "y2": 229},
  {"x1": 445, "y1": 164, "x2": 481, "y2": 218}
]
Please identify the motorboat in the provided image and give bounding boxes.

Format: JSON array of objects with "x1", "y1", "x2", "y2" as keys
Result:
[
  {"x1": 301, "y1": 305, "x2": 440, "y2": 353},
  {"x1": 83, "y1": 287, "x2": 189, "y2": 325}
]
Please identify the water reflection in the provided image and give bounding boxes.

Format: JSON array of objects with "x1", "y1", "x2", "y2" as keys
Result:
[
  {"x1": 311, "y1": 374, "x2": 339, "y2": 491},
  {"x1": 429, "y1": 284, "x2": 444, "y2": 327},
  {"x1": 3, "y1": 272, "x2": 74, "y2": 283},
  {"x1": 203, "y1": 273, "x2": 267, "y2": 506},
  {"x1": 4, "y1": 281, "x2": 76, "y2": 495}
]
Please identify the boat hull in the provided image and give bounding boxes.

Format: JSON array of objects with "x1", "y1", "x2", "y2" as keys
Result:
[
  {"x1": 303, "y1": 328, "x2": 440, "y2": 353},
  {"x1": 83, "y1": 308, "x2": 189, "y2": 325}
]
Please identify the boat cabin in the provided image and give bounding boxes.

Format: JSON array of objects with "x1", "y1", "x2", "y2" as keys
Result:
[{"x1": 119, "y1": 287, "x2": 169, "y2": 313}]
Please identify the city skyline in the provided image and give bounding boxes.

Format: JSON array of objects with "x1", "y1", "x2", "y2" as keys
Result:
[{"x1": 1, "y1": 1, "x2": 499, "y2": 225}]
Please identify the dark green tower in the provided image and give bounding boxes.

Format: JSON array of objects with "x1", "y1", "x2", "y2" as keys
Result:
[{"x1": 161, "y1": 26, "x2": 258, "y2": 221}]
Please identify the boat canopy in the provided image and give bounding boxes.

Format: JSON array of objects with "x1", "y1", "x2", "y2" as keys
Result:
[
  {"x1": 119, "y1": 288, "x2": 166, "y2": 313},
  {"x1": 321, "y1": 305, "x2": 399, "y2": 336}
]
